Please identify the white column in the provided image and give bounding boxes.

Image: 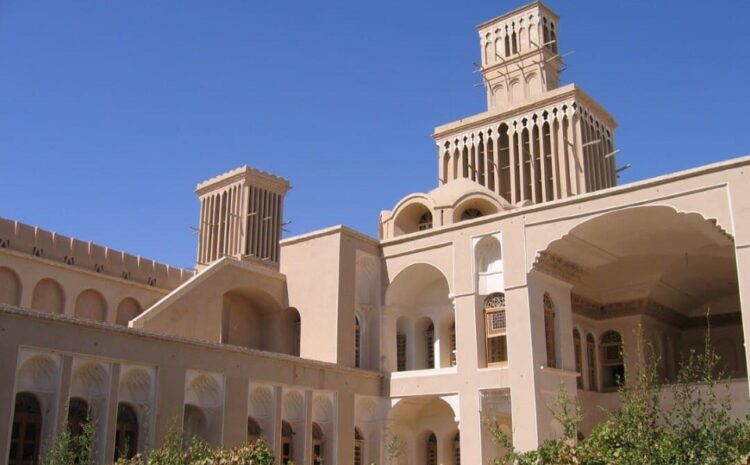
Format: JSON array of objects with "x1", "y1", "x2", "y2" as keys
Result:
[
  {"x1": 509, "y1": 131, "x2": 517, "y2": 204},
  {"x1": 101, "y1": 364, "x2": 120, "y2": 465},
  {"x1": 550, "y1": 120, "x2": 561, "y2": 200},
  {"x1": 334, "y1": 392, "x2": 355, "y2": 465},
  {"x1": 302, "y1": 390, "x2": 313, "y2": 465},
  {"x1": 0, "y1": 344, "x2": 18, "y2": 465},
  {"x1": 270, "y1": 386, "x2": 283, "y2": 465},
  {"x1": 493, "y1": 134, "x2": 502, "y2": 196}
]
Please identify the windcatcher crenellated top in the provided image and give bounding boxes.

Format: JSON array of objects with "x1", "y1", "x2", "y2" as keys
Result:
[
  {"x1": 433, "y1": 1, "x2": 618, "y2": 207},
  {"x1": 195, "y1": 166, "x2": 290, "y2": 269}
]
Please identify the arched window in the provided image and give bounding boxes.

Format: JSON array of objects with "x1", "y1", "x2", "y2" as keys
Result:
[
  {"x1": 454, "y1": 432, "x2": 461, "y2": 465},
  {"x1": 312, "y1": 422, "x2": 324, "y2": 464},
  {"x1": 504, "y1": 33, "x2": 511, "y2": 57},
  {"x1": 460, "y1": 208, "x2": 483, "y2": 221},
  {"x1": 67, "y1": 398, "x2": 90, "y2": 439},
  {"x1": 354, "y1": 428, "x2": 364, "y2": 465},
  {"x1": 424, "y1": 323, "x2": 435, "y2": 369},
  {"x1": 293, "y1": 312, "x2": 301, "y2": 357},
  {"x1": 450, "y1": 323, "x2": 457, "y2": 367},
  {"x1": 114, "y1": 403, "x2": 138, "y2": 461},
  {"x1": 573, "y1": 329, "x2": 583, "y2": 389},
  {"x1": 396, "y1": 332, "x2": 407, "y2": 372},
  {"x1": 281, "y1": 421, "x2": 294, "y2": 464},
  {"x1": 418, "y1": 211, "x2": 433, "y2": 231},
  {"x1": 586, "y1": 333, "x2": 597, "y2": 391},
  {"x1": 543, "y1": 294, "x2": 557, "y2": 368},
  {"x1": 426, "y1": 433, "x2": 437, "y2": 465},
  {"x1": 355, "y1": 316, "x2": 361, "y2": 368},
  {"x1": 183, "y1": 404, "x2": 207, "y2": 447},
  {"x1": 9, "y1": 393, "x2": 42, "y2": 465},
  {"x1": 601, "y1": 331, "x2": 624, "y2": 390},
  {"x1": 247, "y1": 417, "x2": 262, "y2": 444},
  {"x1": 484, "y1": 293, "x2": 508, "y2": 366},
  {"x1": 550, "y1": 23, "x2": 558, "y2": 53}
]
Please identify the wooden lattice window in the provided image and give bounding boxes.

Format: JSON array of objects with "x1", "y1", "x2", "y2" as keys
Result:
[
  {"x1": 247, "y1": 417, "x2": 261, "y2": 444},
  {"x1": 454, "y1": 432, "x2": 461, "y2": 465},
  {"x1": 573, "y1": 330, "x2": 583, "y2": 389},
  {"x1": 9, "y1": 393, "x2": 42, "y2": 465},
  {"x1": 397, "y1": 333, "x2": 407, "y2": 371},
  {"x1": 354, "y1": 316, "x2": 361, "y2": 368},
  {"x1": 461, "y1": 208, "x2": 483, "y2": 221},
  {"x1": 601, "y1": 331, "x2": 623, "y2": 365},
  {"x1": 67, "y1": 398, "x2": 89, "y2": 439},
  {"x1": 114, "y1": 403, "x2": 139, "y2": 461},
  {"x1": 450, "y1": 323, "x2": 457, "y2": 367},
  {"x1": 543, "y1": 293, "x2": 557, "y2": 368},
  {"x1": 601, "y1": 331, "x2": 624, "y2": 389},
  {"x1": 418, "y1": 211, "x2": 433, "y2": 231},
  {"x1": 281, "y1": 421, "x2": 294, "y2": 464},
  {"x1": 484, "y1": 293, "x2": 508, "y2": 366},
  {"x1": 354, "y1": 428, "x2": 364, "y2": 465},
  {"x1": 586, "y1": 333, "x2": 597, "y2": 391},
  {"x1": 425, "y1": 323, "x2": 435, "y2": 369},
  {"x1": 312, "y1": 423, "x2": 324, "y2": 464},
  {"x1": 426, "y1": 433, "x2": 437, "y2": 465}
]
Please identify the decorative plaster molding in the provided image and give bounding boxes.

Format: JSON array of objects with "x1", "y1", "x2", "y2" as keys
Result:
[
  {"x1": 532, "y1": 251, "x2": 588, "y2": 283},
  {"x1": 571, "y1": 293, "x2": 741, "y2": 329}
]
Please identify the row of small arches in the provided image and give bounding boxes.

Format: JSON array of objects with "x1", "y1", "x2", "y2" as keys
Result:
[
  {"x1": 8, "y1": 392, "x2": 141, "y2": 465},
  {"x1": 482, "y1": 16, "x2": 557, "y2": 64},
  {"x1": 0, "y1": 266, "x2": 143, "y2": 325}
]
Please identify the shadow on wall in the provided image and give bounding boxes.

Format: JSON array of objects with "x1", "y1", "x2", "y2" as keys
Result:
[{"x1": 221, "y1": 287, "x2": 300, "y2": 356}]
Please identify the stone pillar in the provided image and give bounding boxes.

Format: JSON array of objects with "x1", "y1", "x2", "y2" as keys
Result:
[
  {"x1": 0, "y1": 344, "x2": 18, "y2": 465},
  {"x1": 223, "y1": 375, "x2": 249, "y2": 448},
  {"x1": 518, "y1": 132, "x2": 527, "y2": 203},
  {"x1": 100, "y1": 364, "x2": 120, "y2": 465},
  {"x1": 539, "y1": 123, "x2": 548, "y2": 202},
  {"x1": 334, "y1": 392, "x2": 355, "y2": 465},
  {"x1": 509, "y1": 131, "x2": 518, "y2": 204},
  {"x1": 54, "y1": 356, "x2": 74, "y2": 435},
  {"x1": 301, "y1": 390, "x2": 313, "y2": 465},
  {"x1": 571, "y1": 114, "x2": 586, "y2": 194},
  {"x1": 555, "y1": 118, "x2": 568, "y2": 198},
  {"x1": 493, "y1": 134, "x2": 502, "y2": 196},
  {"x1": 270, "y1": 386, "x2": 283, "y2": 465},
  {"x1": 153, "y1": 364, "x2": 185, "y2": 447},
  {"x1": 529, "y1": 128, "x2": 538, "y2": 203},
  {"x1": 457, "y1": 386, "x2": 482, "y2": 465}
]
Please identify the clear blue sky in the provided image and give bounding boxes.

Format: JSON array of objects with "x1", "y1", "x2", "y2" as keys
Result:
[{"x1": 2, "y1": 1, "x2": 749, "y2": 269}]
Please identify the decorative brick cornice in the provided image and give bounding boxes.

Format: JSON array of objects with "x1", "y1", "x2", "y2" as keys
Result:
[
  {"x1": 571, "y1": 293, "x2": 741, "y2": 329},
  {"x1": 533, "y1": 251, "x2": 588, "y2": 283}
]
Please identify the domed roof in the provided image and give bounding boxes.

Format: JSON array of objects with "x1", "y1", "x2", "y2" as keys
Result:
[{"x1": 428, "y1": 178, "x2": 509, "y2": 208}]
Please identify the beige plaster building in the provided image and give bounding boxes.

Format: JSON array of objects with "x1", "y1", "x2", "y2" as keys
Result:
[{"x1": 2, "y1": 3, "x2": 749, "y2": 465}]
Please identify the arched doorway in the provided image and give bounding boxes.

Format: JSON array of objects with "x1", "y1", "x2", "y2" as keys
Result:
[
  {"x1": 8, "y1": 393, "x2": 42, "y2": 465},
  {"x1": 281, "y1": 421, "x2": 294, "y2": 464},
  {"x1": 247, "y1": 417, "x2": 261, "y2": 444},
  {"x1": 114, "y1": 403, "x2": 139, "y2": 460}
]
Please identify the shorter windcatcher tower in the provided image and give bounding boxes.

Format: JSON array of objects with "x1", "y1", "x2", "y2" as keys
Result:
[
  {"x1": 195, "y1": 166, "x2": 290, "y2": 269},
  {"x1": 434, "y1": 1, "x2": 618, "y2": 206}
]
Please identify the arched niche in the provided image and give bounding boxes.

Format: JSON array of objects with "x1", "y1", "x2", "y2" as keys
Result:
[
  {"x1": 74, "y1": 289, "x2": 107, "y2": 322},
  {"x1": 0, "y1": 266, "x2": 21, "y2": 306},
  {"x1": 393, "y1": 199, "x2": 434, "y2": 236},
  {"x1": 116, "y1": 298, "x2": 142, "y2": 326},
  {"x1": 475, "y1": 235, "x2": 503, "y2": 295},
  {"x1": 31, "y1": 278, "x2": 65, "y2": 314}
]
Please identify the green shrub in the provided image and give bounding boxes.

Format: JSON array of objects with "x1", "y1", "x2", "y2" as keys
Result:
[{"x1": 486, "y1": 327, "x2": 750, "y2": 465}]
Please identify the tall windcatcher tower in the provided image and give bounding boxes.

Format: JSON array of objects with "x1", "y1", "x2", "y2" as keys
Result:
[
  {"x1": 195, "y1": 166, "x2": 290, "y2": 269},
  {"x1": 434, "y1": 2, "x2": 618, "y2": 205}
]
